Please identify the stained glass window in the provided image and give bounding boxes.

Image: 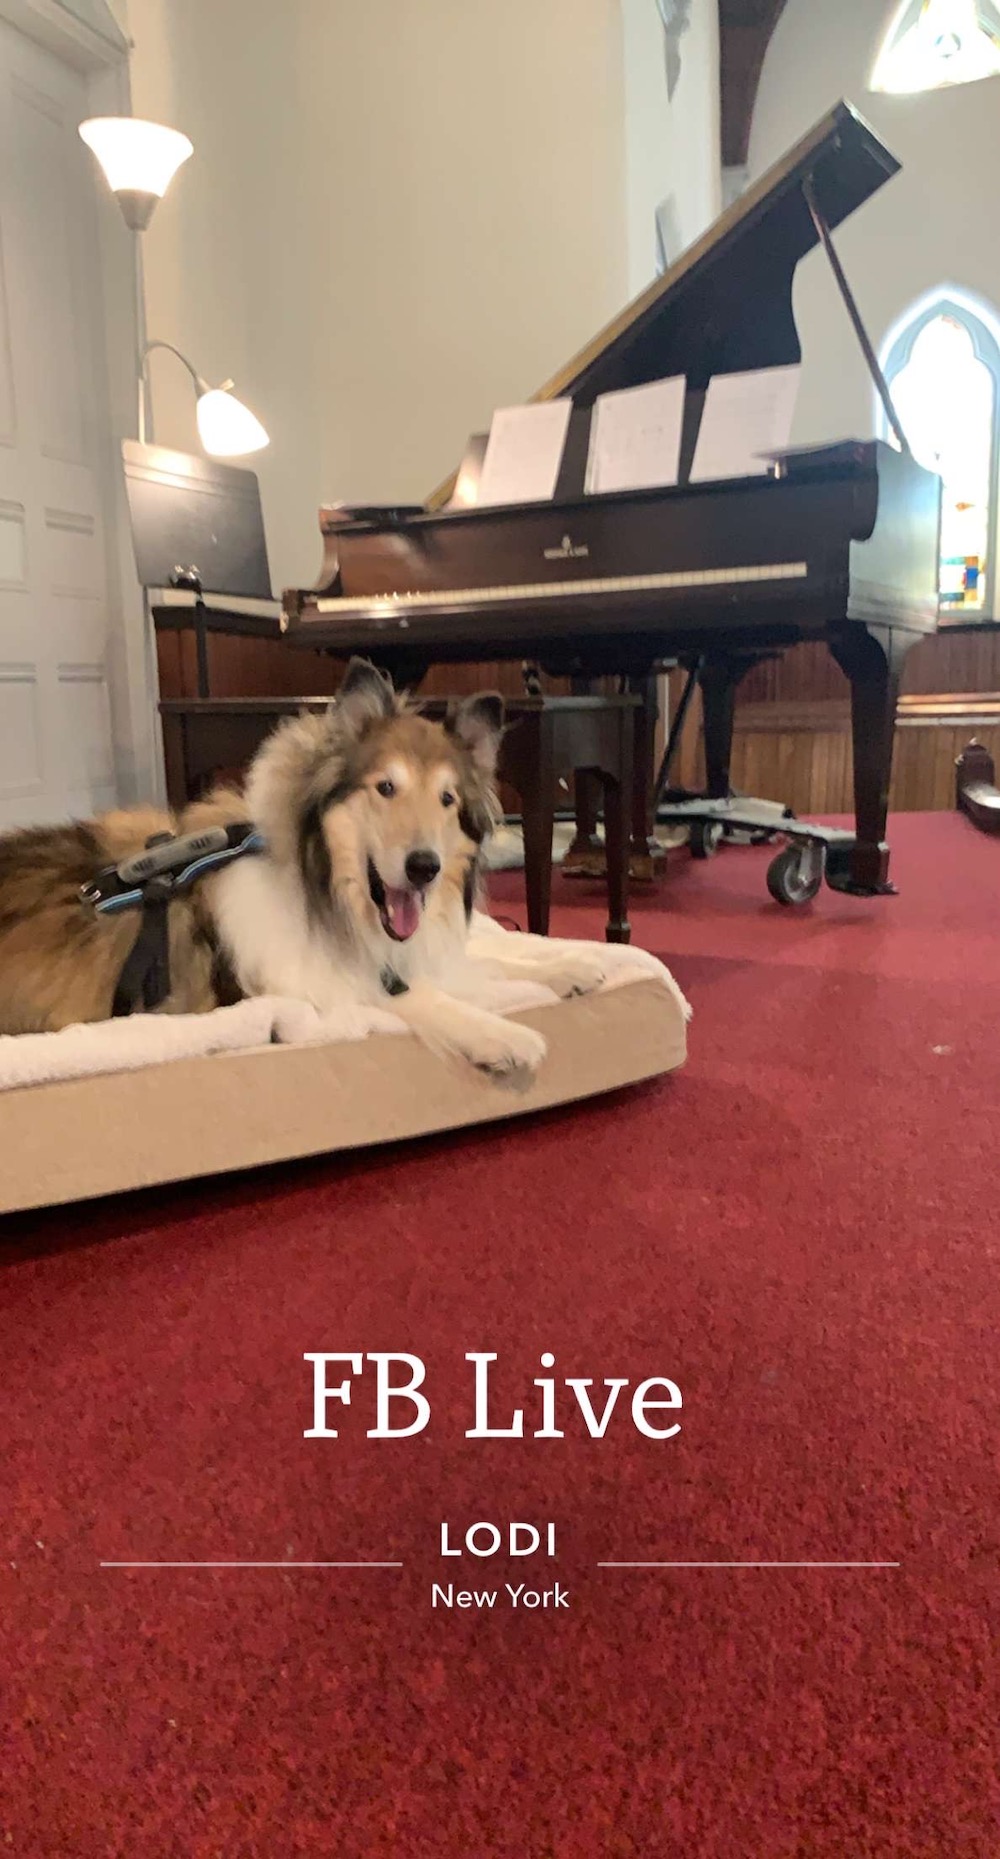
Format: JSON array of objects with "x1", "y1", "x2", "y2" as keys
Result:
[
  {"x1": 871, "y1": 0, "x2": 1000, "y2": 93},
  {"x1": 882, "y1": 298, "x2": 1000, "y2": 616}
]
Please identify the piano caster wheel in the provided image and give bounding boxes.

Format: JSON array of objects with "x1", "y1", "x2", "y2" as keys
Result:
[
  {"x1": 766, "y1": 841, "x2": 824, "y2": 906},
  {"x1": 689, "y1": 820, "x2": 723, "y2": 860}
]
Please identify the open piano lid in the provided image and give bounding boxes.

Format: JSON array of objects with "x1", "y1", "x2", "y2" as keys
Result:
[{"x1": 428, "y1": 101, "x2": 900, "y2": 507}]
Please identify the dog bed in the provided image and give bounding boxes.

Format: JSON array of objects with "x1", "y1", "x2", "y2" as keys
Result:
[{"x1": 0, "y1": 925, "x2": 688, "y2": 1214}]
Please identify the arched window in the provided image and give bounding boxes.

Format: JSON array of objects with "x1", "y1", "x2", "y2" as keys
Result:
[
  {"x1": 871, "y1": 0, "x2": 1000, "y2": 94},
  {"x1": 880, "y1": 293, "x2": 1000, "y2": 618}
]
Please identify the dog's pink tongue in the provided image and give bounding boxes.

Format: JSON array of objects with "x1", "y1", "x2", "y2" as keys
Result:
[{"x1": 385, "y1": 887, "x2": 421, "y2": 940}]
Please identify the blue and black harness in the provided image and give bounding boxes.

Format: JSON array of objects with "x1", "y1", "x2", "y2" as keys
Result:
[{"x1": 81, "y1": 824, "x2": 264, "y2": 1017}]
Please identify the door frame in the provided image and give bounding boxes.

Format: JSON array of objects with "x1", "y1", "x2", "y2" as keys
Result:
[{"x1": 0, "y1": 0, "x2": 161, "y2": 805}]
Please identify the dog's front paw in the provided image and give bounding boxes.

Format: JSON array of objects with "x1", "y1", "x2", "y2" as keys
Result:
[
  {"x1": 537, "y1": 950, "x2": 606, "y2": 999},
  {"x1": 468, "y1": 1019, "x2": 547, "y2": 1089}
]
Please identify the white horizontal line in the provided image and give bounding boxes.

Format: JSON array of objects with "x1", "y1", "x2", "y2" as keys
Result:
[
  {"x1": 315, "y1": 561, "x2": 808, "y2": 616},
  {"x1": 598, "y1": 1561, "x2": 899, "y2": 1569},
  {"x1": 100, "y1": 1560, "x2": 403, "y2": 1569}
]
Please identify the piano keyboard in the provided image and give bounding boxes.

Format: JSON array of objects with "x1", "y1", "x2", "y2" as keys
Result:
[{"x1": 315, "y1": 560, "x2": 810, "y2": 617}]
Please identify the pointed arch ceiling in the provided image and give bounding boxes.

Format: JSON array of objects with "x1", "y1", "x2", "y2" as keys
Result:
[{"x1": 719, "y1": 0, "x2": 789, "y2": 167}]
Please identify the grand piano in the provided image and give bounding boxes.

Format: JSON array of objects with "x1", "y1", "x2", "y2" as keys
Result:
[{"x1": 282, "y1": 101, "x2": 941, "y2": 900}]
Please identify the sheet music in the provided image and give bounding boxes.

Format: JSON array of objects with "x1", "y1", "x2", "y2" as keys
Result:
[
  {"x1": 585, "y1": 375, "x2": 686, "y2": 496},
  {"x1": 476, "y1": 400, "x2": 573, "y2": 507},
  {"x1": 690, "y1": 365, "x2": 801, "y2": 483}
]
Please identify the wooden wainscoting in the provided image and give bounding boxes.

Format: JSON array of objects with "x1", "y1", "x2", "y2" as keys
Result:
[
  {"x1": 671, "y1": 632, "x2": 1000, "y2": 813},
  {"x1": 158, "y1": 627, "x2": 1000, "y2": 817}
]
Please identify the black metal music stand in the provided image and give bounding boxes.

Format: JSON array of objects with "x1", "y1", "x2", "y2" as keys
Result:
[{"x1": 122, "y1": 440, "x2": 275, "y2": 698}]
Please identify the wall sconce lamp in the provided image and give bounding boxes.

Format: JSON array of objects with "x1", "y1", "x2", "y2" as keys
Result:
[
  {"x1": 139, "y1": 340, "x2": 269, "y2": 456},
  {"x1": 79, "y1": 116, "x2": 269, "y2": 456}
]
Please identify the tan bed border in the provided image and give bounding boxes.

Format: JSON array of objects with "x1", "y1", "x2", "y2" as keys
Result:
[{"x1": 0, "y1": 978, "x2": 685, "y2": 1213}]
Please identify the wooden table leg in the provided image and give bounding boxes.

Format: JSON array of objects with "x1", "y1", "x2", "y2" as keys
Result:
[
  {"x1": 601, "y1": 705, "x2": 633, "y2": 943},
  {"x1": 562, "y1": 768, "x2": 604, "y2": 877},
  {"x1": 630, "y1": 673, "x2": 667, "y2": 883},
  {"x1": 563, "y1": 675, "x2": 603, "y2": 877},
  {"x1": 515, "y1": 715, "x2": 556, "y2": 936}
]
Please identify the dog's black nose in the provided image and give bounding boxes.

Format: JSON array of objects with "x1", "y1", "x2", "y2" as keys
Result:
[{"x1": 405, "y1": 848, "x2": 441, "y2": 889}]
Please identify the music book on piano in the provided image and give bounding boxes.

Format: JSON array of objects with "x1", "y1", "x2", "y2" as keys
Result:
[
  {"x1": 584, "y1": 375, "x2": 686, "y2": 496},
  {"x1": 476, "y1": 399, "x2": 573, "y2": 507},
  {"x1": 690, "y1": 364, "x2": 801, "y2": 482}
]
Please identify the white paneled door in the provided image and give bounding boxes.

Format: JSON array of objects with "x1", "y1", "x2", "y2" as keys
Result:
[{"x1": 0, "y1": 14, "x2": 120, "y2": 826}]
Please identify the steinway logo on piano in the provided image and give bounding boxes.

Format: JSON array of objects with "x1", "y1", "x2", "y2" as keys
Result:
[{"x1": 543, "y1": 534, "x2": 590, "y2": 562}]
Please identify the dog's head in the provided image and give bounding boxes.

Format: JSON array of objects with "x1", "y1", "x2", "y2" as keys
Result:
[{"x1": 248, "y1": 659, "x2": 503, "y2": 946}]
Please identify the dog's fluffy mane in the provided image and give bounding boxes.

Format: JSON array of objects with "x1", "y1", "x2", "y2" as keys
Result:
[{"x1": 244, "y1": 664, "x2": 502, "y2": 883}]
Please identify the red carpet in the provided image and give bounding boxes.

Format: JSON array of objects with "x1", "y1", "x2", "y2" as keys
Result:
[{"x1": 3, "y1": 812, "x2": 999, "y2": 1857}]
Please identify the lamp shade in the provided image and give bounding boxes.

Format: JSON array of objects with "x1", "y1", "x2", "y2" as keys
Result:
[
  {"x1": 871, "y1": 0, "x2": 1000, "y2": 93},
  {"x1": 195, "y1": 388, "x2": 270, "y2": 457},
  {"x1": 79, "y1": 118, "x2": 193, "y2": 228}
]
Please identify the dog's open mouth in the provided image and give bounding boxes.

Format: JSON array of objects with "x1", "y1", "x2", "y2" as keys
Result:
[{"x1": 368, "y1": 860, "x2": 425, "y2": 942}]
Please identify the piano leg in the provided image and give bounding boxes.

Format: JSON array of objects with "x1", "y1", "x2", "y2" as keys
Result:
[
  {"x1": 829, "y1": 624, "x2": 910, "y2": 894},
  {"x1": 699, "y1": 659, "x2": 741, "y2": 799}
]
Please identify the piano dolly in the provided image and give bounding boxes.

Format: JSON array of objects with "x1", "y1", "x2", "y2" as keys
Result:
[
  {"x1": 653, "y1": 796, "x2": 862, "y2": 906},
  {"x1": 652, "y1": 658, "x2": 885, "y2": 906}
]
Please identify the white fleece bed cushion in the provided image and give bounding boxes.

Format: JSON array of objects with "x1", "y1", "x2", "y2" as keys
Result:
[{"x1": 0, "y1": 923, "x2": 689, "y2": 1213}]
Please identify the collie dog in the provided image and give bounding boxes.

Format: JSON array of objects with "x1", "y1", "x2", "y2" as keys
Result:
[{"x1": 0, "y1": 660, "x2": 608, "y2": 1083}]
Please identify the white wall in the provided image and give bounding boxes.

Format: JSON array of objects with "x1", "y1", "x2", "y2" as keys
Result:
[
  {"x1": 124, "y1": 0, "x2": 723, "y2": 589},
  {"x1": 622, "y1": 0, "x2": 721, "y2": 297},
  {"x1": 748, "y1": 0, "x2": 1000, "y2": 448},
  {"x1": 126, "y1": 0, "x2": 634, "y2": 592}
]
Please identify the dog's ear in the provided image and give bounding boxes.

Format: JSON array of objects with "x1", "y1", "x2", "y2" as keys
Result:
[
  {"x1": 334, "y1": 658, "x2": 395, "y2": 734},
  {"x1": 450, "y1": 692, "x2": 504, "y2": 775}
]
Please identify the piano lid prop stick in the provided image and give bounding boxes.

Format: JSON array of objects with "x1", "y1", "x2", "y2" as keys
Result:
[{"x1": 802, "y1": 173, "x2": 911, "y2": 458}]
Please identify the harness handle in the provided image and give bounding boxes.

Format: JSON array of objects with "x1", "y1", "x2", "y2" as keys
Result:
[{"x1": 117, "y1": 826, "x2": 231, "y2": 887}]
